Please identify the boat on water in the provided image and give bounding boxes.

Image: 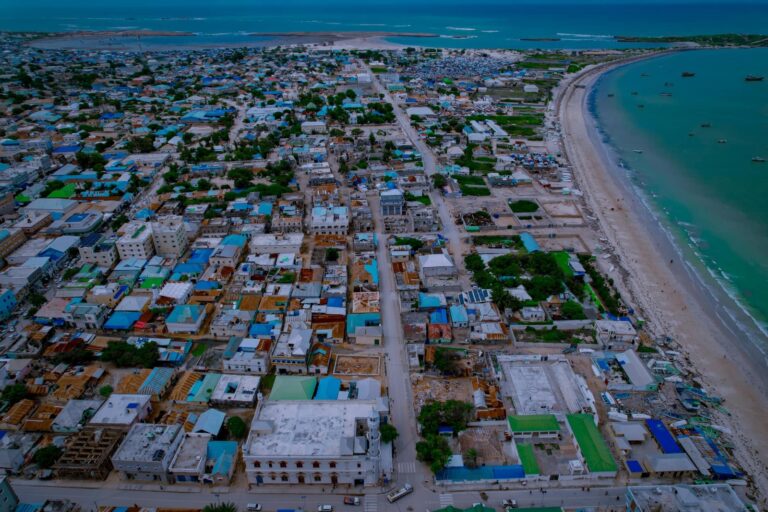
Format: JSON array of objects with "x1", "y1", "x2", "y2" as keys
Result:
[
  {"x1": 637, "y1": 104, "x2": 644, "y2": 108},
  {"x1": 632, "y1": 149, "x2": 643, "y2": 154},
  {"x1": 630, "y1": 91, "x2": 638, "y2": 95},
  {"x1": 660, "y1": 92, "x2": 673, "y2": 97},
  {"x1": 682, "y1": 71, "x2": 695, "y2": 78},
  {"x1": 688, "y1": 132, "x2": 695, "y2": 137},
  {"x1": 664, "y1": 81, "x2": 674, "y2": 87},
  {"x1": 701, "y1": 123, "x2": 711, "y2": 128},
  {"x1": 745, "y1": 75, "x2": 764, "y2": 82},
  {"x1": 717, "y1": 139, "x2": 727, "y2": 144},
  {"x1": 753, "y1": 156, "x2": 766, "y2": 163}
]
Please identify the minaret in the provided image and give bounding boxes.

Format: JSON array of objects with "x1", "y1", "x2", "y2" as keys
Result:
[{"x1": 365, "y1": 410, "x2": 381, "y2": 484}]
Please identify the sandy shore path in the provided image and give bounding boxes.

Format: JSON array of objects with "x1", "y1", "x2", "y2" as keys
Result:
[{"x1": 559, "y1": 57, "x2": 768, "y2": 501}]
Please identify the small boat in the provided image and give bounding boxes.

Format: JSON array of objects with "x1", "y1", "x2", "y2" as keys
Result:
[
  {"x1": 632, "y1": 149, "x2": 643, "y2": 154},
  {"x1": 701, "y1": 123, "x2": 711, "y2": 128},
  {"x1": 664, "y1": 82, "x2": 674, "y2": 87},
  {"x1": 641, "y1": 73, "x2": 649, "y2": 77},
  {"x1": 682, "y1": 71, "x2": 695, "y2": 78},
  {"x1": 745, "y1": 75, "x2": 764, "y2": 82},
  {"x1": 753, "y1": 156, "x2": 766, "y2": 163},
  {"x1": 660, "y1": 92, "x2": 673, "y2": 97},
  {"x1": 717, "y1": 139, "x2": 727, "y2": 144},
  {"x1": 688, "y1": 132, "x2": 695, "y2": 137},
  {"x1": 630, "y1": 91, "x2": 638, "y2": 95},
  {"x1": 607, "y1": 93, "x2": 614, "y2": 97},
  {"x1": 637, "y1": 104, "x2": 644, "y2": 108}
]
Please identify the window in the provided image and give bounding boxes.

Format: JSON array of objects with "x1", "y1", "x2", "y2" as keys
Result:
[
  {"x1": 253, "y1": 461, "x2": 261, "y2": 468},
  {"x1": 296, "y1": 461, "x2": 303, "y2": 468},
  {"x1": 329, "y1": 461, "x2": 336, "y2": 468},
  {"x1": 280, "y1": 474, "x2": 289, "y2": 482},
  {"x1": 279, "y1": 461, "x2": 287, "y2": 468},
  {"x1": 313, "y1": 474, "x2": 322, "y2": 482},
  {"x1": 312, "y1": 461, "x2": 320, "y2": 468}
]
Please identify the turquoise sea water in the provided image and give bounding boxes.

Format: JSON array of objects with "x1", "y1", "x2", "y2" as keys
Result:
[
  {"x1": 3, "y1": 1, "x2": 768, "y2": 49},
  {"x1": 591, "y1": 48, "x2": 768, "y2": 339}
]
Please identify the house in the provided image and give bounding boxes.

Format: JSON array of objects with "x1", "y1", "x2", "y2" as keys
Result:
[
  {"x1": 209, "y1": 308, "x2": 253, "y2": 338},
  {"x1": 89, "y1": 393, "x2": 152, "y2": 429},
  {"x1": 151, "y1": 216, "x2": 188, "y2": 258},
  {"x1": 117, "y1": 222, "x2": 155, "y2": 260},
  {"x1": 111, "y1": 423, "x2": 184, "y2": 483},
  {"x1": 250, "y1": 233, "x2": 304, "y2": 255},
  {"x1": 211, "y1": 374, "x2": 261, "y2": 407},
  {"x1": 223, "y1": 337, "x2": 272, "y2": 374},
  {"x1": 380, "y1": 189, "x2": 405, "y2": 216},
  {"x1": 166, "y1": 304, "x2": 207, "y2": 334},
  {"x1": 272, "y1": 329, "x2": 313, "y2": 374},
  {"x1": 169, "y1": 433, "x2": 237, "y2": 485},
  {"x1": 0, "y1": 289, "x2": 17, "y2": 321},
  {"x1": 595, "y1": 320, "x2": 638, "y2": 349},
  {"x1": 243, "y1": 400, "x2": 386, "y2": 486}
]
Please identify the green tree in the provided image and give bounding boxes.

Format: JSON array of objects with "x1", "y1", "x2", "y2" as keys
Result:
[
  {"x1": 101, "y1": 341, "x2": 159, "y2": 368},
  {"x1": 99, "y1": 385, "x2": 114, "y2": 398},
  {"x1": 465, "y1": 448, "x2": 479, "y2": 468},
  {"x1": 227, "y1": 416, "x2": 247, "y2": 439},
  {"x1": 432, "y1": 174, "x2": 447, "y2": 189},
  {"x1": 1, "y1": 383, "x2": 29, "y2": 405},
  {"x1": 202, "y1": 503, "x2": 238, "y2": 512},
  {"x1": 433, "y1": 348, "x2": 461, "y2": 375},
  {"x1": 325, "y1": 248, "x2": 340, "y2": 262},
  {"x1": 33, "y1": 445, "x2": 63, "y2": 469},
  {"x1": 380, "y1": 423, "x2": 399, "y2": 444},
  {"x1": 561, "y1": 301, "x2": 586, "y2": 320},
  {"x1": 417, "y1": 400, "x2": 472, "y2": 437},
  {"x1": 416, "y1": 434, "x2": 452, "y2": 473},
  {"x1": 27, "y1": 292, "x2": 47, "y2": 308}
]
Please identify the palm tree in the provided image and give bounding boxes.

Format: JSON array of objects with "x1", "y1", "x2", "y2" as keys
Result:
[{"x1": 202, "y1": 503, "x2": 238, "y2": 512}]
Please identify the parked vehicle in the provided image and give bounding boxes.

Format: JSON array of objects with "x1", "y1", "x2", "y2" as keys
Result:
[
  {"x1": 386, "y1": 483, "x2": 413, "y2": 503},
  {"x1": 343, "y1": 496, "x2": 361, "y2": 506},
  {"x1": 246, "y1": 505, "x2": 262, "y2": 511},
  {"x1": 317, "y1": 506, "x2": 334, "y2": 512}
]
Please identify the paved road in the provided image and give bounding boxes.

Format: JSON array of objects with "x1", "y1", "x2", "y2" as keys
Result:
[
  {"x1": 11, "y1": 479, "x2": 629, "y2": 511},
  {"x1": 366, "y1": 65, "x2": 469, "y2": 285}
]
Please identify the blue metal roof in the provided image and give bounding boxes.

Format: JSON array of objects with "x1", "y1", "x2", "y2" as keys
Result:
[
  {"x1": 645, "y1": 419, "x2": 682, "y2": 454},
  {"x1": 193, "y1": 408, "x2": 226, "y2": 435},
  {"x1": 314, "y1": 376, "x2": 341, "y2": 400}
]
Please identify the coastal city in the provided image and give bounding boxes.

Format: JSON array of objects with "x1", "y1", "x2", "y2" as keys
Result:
[{"x1": 0, "y1": 26, "x2": 765, "y2": 512}]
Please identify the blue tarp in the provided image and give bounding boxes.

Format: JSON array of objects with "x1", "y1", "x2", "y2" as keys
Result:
[
  {"x1": 645, "y1": 419, "x2": 682, "y2": 454},
  {"x1": 104, "y1": 311, "x2": 141, "y2": 330},
  {"x1": 626, "y1": 459, "x2": 643, "y2": 473}
]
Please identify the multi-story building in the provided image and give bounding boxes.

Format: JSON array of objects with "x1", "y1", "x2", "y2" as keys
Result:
[
  {"x1": 243, "y1": 400, "x2": 384, "y2": 486},
  {"x1": 0, "y1": 228, "x2": 27, "y2": 259},
  {"x1": 223, "y1": 337, "x2": 271, "y2": 374},
  {"x1": 12, "y1": 212, "x2": 52, "y2": 236},
  {"x1": 0, "y1": 475, "x2": 19, "y2": 512},
  {"x1": 380, "y1": 189, "x2": 404, "y2": 216},
  {"x1": 271, "y1": 329, "x2": 313, "y2": 374},
  {"x1": 111, "y1": 423, "x2": 184, "y2": 483},
  {"x1": 0, "y1": 289, "x2": 16, "y2": 322},
  {"x1": 116, "y1": 222, "x2": 155, "y2": 260},
  {"x1": 63, "y1": 302, "x2": 110, "y2": 330},
  {"x1": 79, "y1": 234, "x2": 119, "y2": 268},
  {"x1": 151, "y1": 215, "x2": 188, "y2": 258},
  {"x1": 308, "y1": 206, "x2": 349, "y2": 235},
  {"x1": 271, "y1": 215, "x2": 303, "y2": 234},
  {"x1": 250, "y1": 233, "x2": 304, "y2": 255}
]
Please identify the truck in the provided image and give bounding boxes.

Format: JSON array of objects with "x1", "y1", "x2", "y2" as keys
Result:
[{"x1": 386, "y1": 483, "x2": 413, "y2": 503}]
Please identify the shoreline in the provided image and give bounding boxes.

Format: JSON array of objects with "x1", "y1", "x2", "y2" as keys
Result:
[{"x1": 558, "y1": 53, "x2": 768, "y2": 499}]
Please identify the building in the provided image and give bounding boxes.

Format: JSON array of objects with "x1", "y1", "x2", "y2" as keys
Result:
[
  {"x1": 250, "y1": 233, "x2": 304, "y2": 255},
  {"x1": 0, "y1": 475, "x2": 18, "y2": 512},
  {"x1": 211, "y1": 374, "x2": 261, "y2": 407},
  {"x1": 272, "y1": 329, "x2": 313, "y2": 374},
  {"x1": 117, "y1": 222, "x2": 155, "y2": 260},
  {"x1": 595, "y1": 320, "x2": 638, "y2": 349},
  {"x1": 111, "y1": 423, "x2": 184, "y2": 483},
  {"x1": 54, "y1": 427, "x2": 123, "y2": 480},
  {"x1": 209, "y1": 308, "x2": 253, "y2": 338},
  {"x1": 79, "y1": 234, "x2": 119, "y2": 268},
  {"x1": 0, "y1": 289, "x2": 16, "y2": 321},
  {"x1": 0, "y1": 229, "x2": 26, "y2": 259},
  {"x1": 166, "y1": 304, "x2": 207, "y2": 334},
  {"x1": 223, "y1": 337, "x2": 271, "y2": 374},
  {"x1": 89, "y1": 393, "x2": 152, "y2": 429},
  {"x1": 380, "y1": 189, "x2": 404, "y2": 216},
  {"x1": 244, "y1": 400, "x2": 385, "y2": 486},
  {"x1": 169, "y1": 433, "x2": 237, "y2": 485},
  {"x1": 151, "y1": 216, "x2": 188, "y2": 258},
  {"x1": 626, "y1": 484, "x2": 748, "y2": 512},
  {"x1": 309, "y1": 206, "x2": 349, "y2": 235}
]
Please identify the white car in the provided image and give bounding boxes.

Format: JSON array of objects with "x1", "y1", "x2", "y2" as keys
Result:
[
  {"x1": 246, "y1": 505, "x2": 262, "y2": 511},
  {"x1": 317, "y1": 506, "x2": 334, "y2": 512}
]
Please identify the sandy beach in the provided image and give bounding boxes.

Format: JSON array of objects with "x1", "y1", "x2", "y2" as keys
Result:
[{"x1": 559, "y1": 55, "x2": 768, "y2": 501}]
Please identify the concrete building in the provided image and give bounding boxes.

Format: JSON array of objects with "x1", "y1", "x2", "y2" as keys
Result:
[
  {"x1": 223, "y1": 337, "x2": 271, "y2": 374},
  {"x1": 116, "y1": 222, "x2": 155, "y2": 260},
  {"x1": 89, "y1": 393, "x2": 152, "y2": 429},
  {"x1": 54, "y1": 427, "x2": 123, "y2": 480},
  {"x1": 626, "y1": 484, "x2": 747, "y2": 511},
  {"x1": 79, "y1": 234, "x2": 119, "y2": 268},
  {"x1": 595, "y1": 320, "x2": 638, "y2": 349},
  {"x1": 244, "y1": 400, "x2": 385, "y2": 486},
  {"x1": 309, "y1": 206, "x2": 349, "y2": 235},
  {"x1": 0, "y1": 229, "x2": 26, "y2": 260},
  {"x1": 111, "y1": 423, "x2": 184, "y2": 483},
  {"x1": 166, "y1": 304, "x2": 207, "y2": 334},
  {"x1": 380, "y1": 189, "x2": 404, "y2": 216},
  {"x1": 211, "y1": 374, "x2": 261, "y2": 407},
  {"x1": 151, "y1": 215, "x2": 188, "y2": 258},
  {"x1": 250, "y1": 233, "x2": 304, "y2": 255},
  {"x1": 0, "y1": 475, "x2": 19, "y2": 512},
  {"x1": 209, "y1": 308, "x2": 253, "y2": 339},
  {"x1": 272, "y1": 329, "x2": 313, "y2": 374}
]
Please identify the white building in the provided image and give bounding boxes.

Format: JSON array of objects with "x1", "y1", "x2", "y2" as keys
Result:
[
  {"x1": 89, "y1": 394, "x2": 152, "y2": 429},
  {"x1": 308, "y1": 206, "x2": 349, "y2": 235},
  {"x1": 111, "y1": 423, "x2": 184, "y2": 483},
  {"x1": 244, "y1": 400, "x2": 385, "y2": 486},
  {"x1": 250, "y1": 233, "x2": 304, "y2": 255},
  {"x1": 116, "y1": 222, "x2": 155, "y2": 260},
  {"x1": 79, "y1": 235, "x2": 119, "y2": 268},
  {"x1": 151, "y1": 216, "x2": 188, "y2": 258}
]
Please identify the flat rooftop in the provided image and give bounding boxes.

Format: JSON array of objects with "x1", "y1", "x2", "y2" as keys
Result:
[
  {"x1": 89, "y1": 393, "x2": 150, "y2": 426},
  {"x1": 113, "y1": 423, "x2": 181, "y2": 463},
  {"x1": 246, "y1": 400, "x2": 377, "y2": 458},
  {"x1": 497, "y1": 355, "x2": 592, "y2": 418},
  {"x1": 629, "y1": 484, "x2": 747, "y2": 511}
]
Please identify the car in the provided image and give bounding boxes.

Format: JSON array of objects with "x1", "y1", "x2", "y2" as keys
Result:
[
  {"x1": 502, "y1": 499, "x2": 518, "y2": 508},
  {"x1": 317, "y1": 506, "x2": 334, "y2": 512},
  {"x1": 343, "y1": 496, "x2": 360, "y2": 505},
  {"x1": 246, "y1": 505, "x2": 262, "y2": 511}
]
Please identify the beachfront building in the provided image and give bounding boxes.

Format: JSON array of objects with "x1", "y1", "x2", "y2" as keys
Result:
[{"x1": 243, "y1": 400, "x2": 386, "y2": 486}]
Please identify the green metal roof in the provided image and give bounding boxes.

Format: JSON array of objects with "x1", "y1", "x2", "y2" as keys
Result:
[
  {"x1": 566, "y1": 413, "x2": 617, "y2": 473},
  {"x1": 508, "y1": 414, "x2": 560, "y2": 433},
  {"x1": 269, "y1": 375, "x2": 317, "y2": 401}
]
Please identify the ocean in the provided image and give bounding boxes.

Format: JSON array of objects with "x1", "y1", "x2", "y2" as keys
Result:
[
  {"x1": 3, "y1": 1, "x2": 768, "y2": 49},
  {"x1": 591, "y1": 48, "x2": 768, "y2": 345}
]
